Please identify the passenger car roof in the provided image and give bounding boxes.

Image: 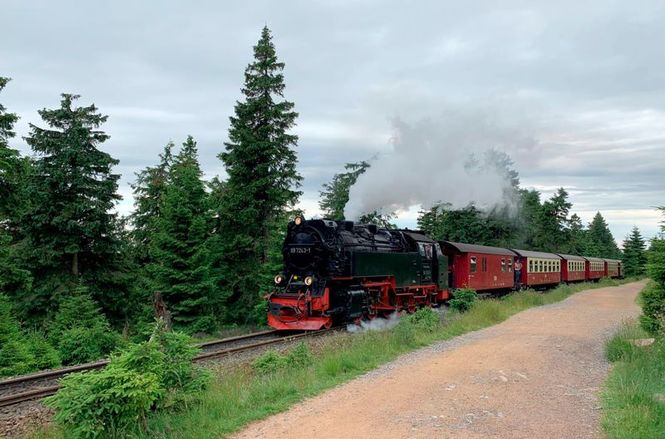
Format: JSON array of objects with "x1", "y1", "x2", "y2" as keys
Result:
[
  {"x1": 510, "y1": 248, "x2": 562, "y2": 259},
  {"x1": 440, "y1": 241, "x2": 517, "y2": 256},
  {"x1": 556, "y1": 253, "x2": 586, "y2": 261}
]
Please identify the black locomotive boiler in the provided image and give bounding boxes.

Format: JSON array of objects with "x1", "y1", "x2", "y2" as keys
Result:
[{"x1": 266, "y1": 216, "x2": 449, "y2": 330}]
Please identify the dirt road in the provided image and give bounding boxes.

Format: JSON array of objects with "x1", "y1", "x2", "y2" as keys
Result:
[{"x1": 232, "y1": 281, "x2": 645, "y2": 439}]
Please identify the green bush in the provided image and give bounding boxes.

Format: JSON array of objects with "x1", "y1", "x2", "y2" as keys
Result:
[
  {"x1": 46, "y1": 325, "x2": 210, "y2": 438},
  {"x1": 0, "y1": 339, "x2": 34, "y2": 376},
  {"x1": 151, "y1": 331, "x2": 210, "y2": 405},
  {"x1": 0, "y1": 294, "x2": 20, "y2": 345},
  {"x1": 639, "y1": 282, "x2": 665, "y2": 335},
  {"x1": 56, "y1": 326, "x2": 120, "y2": 365},
  {"x1": 286, "y1": 342, "x2": 312, "y2": 366},
  {"x1": 49, "y1": 292, "x2": 121, "y2": 365},
  {"x1": 402, "y1": 307, "x2": 440, "y2": 332},
  {"x1": 449, "y1": 288, "x2": 478, "y2": 313},
  {"x1": 253, "y1": 343, "x2": 313, "y2": 374},
  {"x1": 647, "y1": 239, "x2": 665, "y2": 285},
  {"x1": 25, "y1": 331, "x2": 60, "y2": 370},
  {"x1": 46, "y1": 365, "x2": 162, "y2": 439},
  {"x1": 393, "y1": 319, "x2": 417, "y2": 346},
  {"x1": 253, "y1": 350, "x2": 287, "y2": 374}
]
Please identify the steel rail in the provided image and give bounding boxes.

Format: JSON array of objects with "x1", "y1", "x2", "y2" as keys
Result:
[{"x1": 0, "y1": 329, "x2": 325, "y2": 408}]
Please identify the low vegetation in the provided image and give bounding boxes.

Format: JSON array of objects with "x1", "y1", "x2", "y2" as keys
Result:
[
  {"x1": 43, "y1": 323, "x2": 210, "y2": 439},
  {"x1": 602, "y1": 320, "x2": 665, "y2": 438},
  {"x1": 31, "y1": 278, "x2": 633, "y2": 439},
  {"x1": 448, "y1": 288, "x2": 478, "y2": 312},
  {"x1": 602, "y1": 214, "x2": 665, "y2": 439}
]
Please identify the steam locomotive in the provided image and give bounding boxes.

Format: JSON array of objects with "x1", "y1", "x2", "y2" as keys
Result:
[{"x1": 266, "y1": 216, "x2": 622, "y2": 331}]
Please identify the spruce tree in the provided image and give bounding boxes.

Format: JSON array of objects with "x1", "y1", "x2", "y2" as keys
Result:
[
  {"x1": 148, "y1": 136, "x2": 214, "y2": 332},
  {"x1": 567, "y1": 213, "x2": 587, "y2": 255},
  {"x1": 623, "y1": 226, "x2": 646, "y2": 277},
  {"x1": 0, "y1": 77, "x2": 22, "y2": 220},
  {"x1": 131, "y1": 142, "x2": 174, "y2": 264},
  {"x1": 22, "y1": 94, "x2": 125, "y2": 319},
  {"x1": 535, "y1": 188, "x2": 572, "y2": 252},
  {"x1": 319, "y1": 161, "x2": 369, "y2": 219},
  {"x1": 585, "y1": 212, "x2": 620, "y2": 258},
  {"x1": 0, "y1": 78, "x2": 32, "y2": 297},
  {"x1": 217, "y1": 26, "x2": 302, "y2": 320}
]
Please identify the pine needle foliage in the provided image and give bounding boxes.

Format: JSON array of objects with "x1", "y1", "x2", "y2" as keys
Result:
[
  {"x1": 217, "y1": 26, "x2": 302, "y2": 321},
  {"x1": 147, "y1": 136, "x2": 215, "y2": 333},
  {"x1": 21, "y1": 94, "x2": 127, "y2": 319}
]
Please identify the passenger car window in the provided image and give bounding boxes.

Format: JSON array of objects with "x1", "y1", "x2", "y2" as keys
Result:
[
  {"x1": 470, "y1": 256, "x2": 477, "y2": 273},
  {"x1": 501, "y1": 258, "x2": 506, "y2": 272}
]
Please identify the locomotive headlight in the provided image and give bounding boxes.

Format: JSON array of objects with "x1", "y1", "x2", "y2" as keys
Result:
[
  {"x1": 304, "y1": 276, "x2": 314, "y2": 286},
  {"x1": 274, "y1": 274, "x2": 284, "y2": 285},
  {"x1": 294, "y1": 216, "x2": 303, "y2": 226}
]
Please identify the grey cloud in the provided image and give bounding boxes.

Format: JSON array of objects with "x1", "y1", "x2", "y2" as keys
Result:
[{"x1": 1, "y1": 0, "x2": 663, "y2": 241}]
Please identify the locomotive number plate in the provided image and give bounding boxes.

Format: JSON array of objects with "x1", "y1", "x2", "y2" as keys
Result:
[{"x1": 290, "y1": 247, "x2": 311, "y2": 254}]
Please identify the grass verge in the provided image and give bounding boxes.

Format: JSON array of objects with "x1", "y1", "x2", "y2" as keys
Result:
[
  {"x1": 602, "y1": 318, "x2": 665, "y2": 438},
  {"x1": 31, "y1": 278, "x2": 637, "y2": 439}
]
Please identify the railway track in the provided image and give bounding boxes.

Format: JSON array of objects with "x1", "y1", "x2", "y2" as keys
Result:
[{"x1": 0, "y1": 329, "x2": 324, "y2": 408}]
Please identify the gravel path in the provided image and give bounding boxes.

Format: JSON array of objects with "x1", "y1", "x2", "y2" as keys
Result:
[{"x1": 232, "y1": 281, "x2": 645, "y2": 439}]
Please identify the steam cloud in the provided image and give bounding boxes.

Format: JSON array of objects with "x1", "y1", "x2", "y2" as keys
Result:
[
  {"x1": 344, "y1": 109, "x2": 536, "y2": 220},
  {"x1": 346, "y1": 312, "x2": 401, "y2": 333}
]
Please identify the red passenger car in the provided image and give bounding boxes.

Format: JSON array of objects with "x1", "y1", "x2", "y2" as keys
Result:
[
  {"x1": 604, "y1": 259, "x2": 622, "y2": 278},
  {"x1": 557, "y1": 253, "x2": 586, "y2": 283},
  {"x1": 585, "y1": 257, "x2": 605, "y2": 281},
  {"x1": 440, "y1": 242, "x2": 516, "y2": 292},
  {"x1": 510, "y1": 249, "x2": 562, "y2": 288}
]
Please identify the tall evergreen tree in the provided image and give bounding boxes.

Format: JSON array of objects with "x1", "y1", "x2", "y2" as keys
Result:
[
  {"x1": 0, "y1": 77, "x2": 23, "y2": 221},
  {"x1": 623, "y1": 226, "x2": 646, "y2": 277},
  {"x1": 319, "y1": 161, "x2": 370, "y2": 219},
  {"x1": 535, "y1": 188, "x2": 572, "y2": 252},
  {"x1": 567, "y1": 213, "x2": 587, "y2": 255},
  {"x1": 585, "y1": 212, "x2": 620, "y2": 258},
  {"x1": 0, "y1": 78, "x2": 32, "y2": 297},
  {"x1": 148, "y1": 136, "x2": 214, "y2": 332},
  {"x1": 516, "y1": 189, "x2": 542, "y2": 249},
  {"x1": 217, "y1": 26, "x2": 302, "y2": 321},
  {"x1": 21, "y1": 94, "x2": 125, "y2": 319},
  {"x1": 130, "y1": 142, "x2": 174, "y2": 264}
]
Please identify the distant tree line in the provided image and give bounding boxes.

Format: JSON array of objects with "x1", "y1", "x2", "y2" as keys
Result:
[{"x1": 319, "y1": 152, "x2": 650, "y2": 278}]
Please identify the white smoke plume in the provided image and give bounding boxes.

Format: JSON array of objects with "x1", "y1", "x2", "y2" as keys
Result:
[
  {"x1": 344, "y1": 109, "x2": 536, "y2": 220},
  {"x1": 346, "y1": 312, "x2": 401, "y2": 333}
]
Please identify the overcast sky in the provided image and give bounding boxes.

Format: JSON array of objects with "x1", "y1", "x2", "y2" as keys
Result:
[{"x1": 2, "y1": 0, "x2": 664, "y2": 244}]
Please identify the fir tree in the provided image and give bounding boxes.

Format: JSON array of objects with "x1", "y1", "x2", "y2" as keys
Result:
[
  {"x1": 130, "y1": 142, "x2": 174, "y2": 264},
  {"x1": 623, "y1": 226, "x2": 646, "y2": 277},
  {"x1": 0, "y1": 78, "x2": 32, "y2": 296},
  {"x1": 217, "y1": 26, "x2": 302, "y2": 320},
  {"x1": 585, "y1": 212, "x2": 620, "y2": 258},
  {"x1": 567, "y1": 213, "x2": 587, "y2": 255},
  {"x1": 535, "y1": 188, "x2": 572, "y2": 252},
  {"x1": 0, "y1": 77, "x2": 22, "y2": 221},
  {"x1": 319, "y1": 161, "x2": 370, "y2": 219},
  {"x1": 21, "y1": 94, "x2": 125, "y2": 319},
  {"x1": 148, "y1": 136, "x2": 214, "y2": 332}
]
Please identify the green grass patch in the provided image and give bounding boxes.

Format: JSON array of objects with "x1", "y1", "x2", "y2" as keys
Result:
[
  {"x1": 31, "y1": 278, "x2": 637, "y2": 439},
  {"x1": 602, "y1": 319, "x2": 665, "y2": 438}
]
